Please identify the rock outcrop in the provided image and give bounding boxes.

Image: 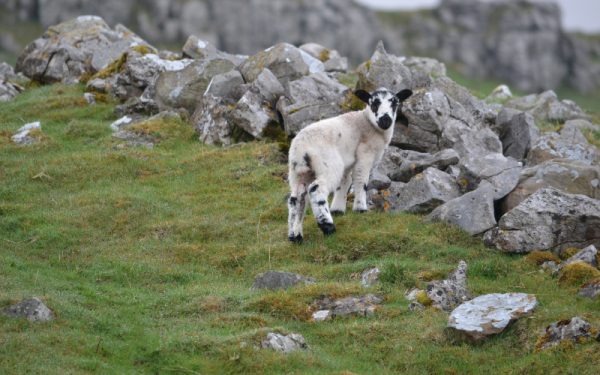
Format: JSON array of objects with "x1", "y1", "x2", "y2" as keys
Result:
[
  {"x1": 252, "y1": 271, "x2": 316, "y2": 291},
  {"x1": 3, "y1": 297, "x2": 54, "y2": 322}
]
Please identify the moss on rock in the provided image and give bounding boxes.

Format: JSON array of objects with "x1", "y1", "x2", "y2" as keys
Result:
[{"x1": 558, "y1": 262, "x2": 600, "y2": 286}]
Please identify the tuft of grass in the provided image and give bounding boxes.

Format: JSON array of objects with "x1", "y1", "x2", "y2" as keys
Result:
[
  {"x1": 558, "y1": 262, "x2": 600, "y2": 286},
  {"x1": 526, "y1": 251, "x2": 561, "y2": 266}
]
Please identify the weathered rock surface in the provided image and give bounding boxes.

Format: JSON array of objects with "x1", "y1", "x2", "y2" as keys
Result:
[
  {"x1": 182, "y1": 35, "x2": 246, "y2": 66},
  {"x1": 536, "y1": 317, "x2": 592, "y2": 350},
  {"x1": 300, "y1": 43, "x2": 348, "y2": 73},
  {"x1": 485, "y1": 188, "x2": 600, "y2": 253},
  {"x1": 579, "y1": 279, "x2": 600, "y2": 299},
  {"x1": 3, "y1": 297, "x2": 54, "y2": 322},
  {"x1": 356, "y1": 41, "x2": 412, "y2": 93},
  {"x1": 252, "y1": 271, "x2": 315, "y2": 291},
  {"x1": 386, "y1": 168, "x2": 460, "y2": 214},
  {"x1": 506, "y1": 91, "x2": 590, "y2": 123},
  {"x1": 154, "y1": 58, "x2": 235, "y2": 113},
  {"x1": 360, "y1": 267, "x2": 380, "y2": 288},
  {"x1": 527, "y1": 123, "x2": 600, "y2": 166},
  {"x1": 191, "y1": 95, "x2": 233, "y2": 146},
  {"x1": 261, "y1": 332, "x2": 308, "y2": 353},
  {"x1": 203, "y1": 70, "x2": 245, "y2": 100},
  {"x1": 17, "y1": 16, "x2": 152, "y2": 84},
  {"x1": 426, "y1": 260, "x2": 470, "y2": 312},
  {"x1": 229, "y1": 91, "x2": 276, "y2": 140},
  {"x1": 428, "y1": 182, "x2": 497, "y2": 235},
  {"x1": 378, "y1": 147, "x2": 459, "y2": 183},
  {"x1": 458, "y1": 153, "x2": 522, "y2": 200},
  {"x1": 500, "y1": 160, "x2": 600, "y2": 213},
  {"x1": 494, "y1": 108, "x2": 540, "y2": 161},
  {"x1": 312, "y1": 294, "x2": 382, "y2": 321},
  {"x1": 11, "y1": 121, "x2": 42, "y2": 145},
  {"x1": 277, "y1": 72, "x2": 348, "y2": 136},
  {"x1": 558, "y1": 245, "x2": 598, "y2": 271},
  {"x1": 0, "y1": 79, "x2": 22, "y2": 102},
  {"x1": 486, "y1": 85, "x2": 513, "y2": 104},
  {"x1": 448, "y1": 293, "x2": 537, "y2": 341}
]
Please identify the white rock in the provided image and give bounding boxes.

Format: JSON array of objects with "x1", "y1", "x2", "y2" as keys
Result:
[
  {"x1": 110, "y1": 115, "x2": 133, "y2": 131},
  {"x1": 83, "y1": 92, "x2": 96, "y2": 105},
  {"x1": 11, "y1": 121, "x2": 41, "y2": 145},
  {"x1": 261, "y1": 332, "x2": 308, "y2": 353},
  {"x1": 448, "y1": 293, "x2": 537, "y2": 340},
  {"x1": 360, "y1": 267, "x2": 380, "y2": 288},
  {"x1": 312, "y1": 310, "x2": 332, "y2": 321}
]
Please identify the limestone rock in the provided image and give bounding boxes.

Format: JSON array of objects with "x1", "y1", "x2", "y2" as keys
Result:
[
  {"x1": 277, "y1": 72, "x2": 349, "y2": 136},
  {"x1": 558, "y1": 245, "x2": 598, "y2": 271},
  {"x1": 579, "y1": 279, "x2": 600, "y2": 299},
  {"x1": 494, "y1": 108, "x2": 539, "y2": 161},
  {"x1": 17, "y1": 16, "x2": 152, "y2": 83},
  {"x1": 402, "y1": 56, "x2": 446, "y2": 79},
  {"x1": 485, "y1": 188, "x2": 600, "y2": 253},
  {"x1": 229, "y1": 91, "x2": 276, "y2": 140},
  {"x1": 182, "y1": 35, "x2": 246, "y2": 66},
  {"x1": 428, "y1": 182, "x2": 497, "y2": 236},
  {"x1": 537, "y1": 317, "x2": 592, "y2": 350},
  {"x1": 357, "y1": 41, "x2": 412, "y2": 93},
  {"x1": 379, "y1": 147, "x2": 459, "y2": 183},
  {"x1": 247, "y1": 68, "x2": 285, "y2": 103},
  {"x1": 506, "y1": 91, "x2": 590, "y2": 123},
  {"x1": 486, "y1": 85, "x2": 513, "y2": 103},
  {"x1": 367, "y1": 169, "x2": 392, "y2": 191},
  {"x1": 299, "y1": 43, "x2": 348, "y2": 72},
  {"x1": 154, "y1": 58, "x2": 235, "y2": 113},
  {"x1": 387, "y1": 168, "x2": 460, "y2": 214},
  {"x1": 500, "y1": 159, "x2": 600, "y2": 213},
  {"x1": 426, "y1": 260, "x2": 470, "y2": 312},
  {"x1": 191, "y1": 95, "x2": 233, "y2": 146},
  {"x1": 0, "y1": 79, "x2": 23, "y2": 102},
  {"x1": 458, "y1": 153, "x2": 522, "y2": 200},
  {"x1": 3, "y1": 297, "x2": 54, "y2": 322},
  {"x1": 252, "y1": 271, "x2": 315, "y2": 291},
  {"x1": 239, "y1": 43, "x2": 324, "y2": 85},
  {"x1": 261, "y1": 333, "x2": 308, "y2": 353},
  {"x1": 312, "y1": 294, "x2": 382, "y2": 321},
  {"x1": 448, "y1": 293, "x2": 537, "y2": 341},
  {"x1": 204, "y1": 70, "x2": 245, "y2": 100},
  {"x1": 527, "y1": 122, "x2": 600, "y2": 166},
  {"x1": 360, "y1": 267, "x2": 380, "y2": 288},
  {"x1": 12, "y1": 121, "x2": 42, "y2": 145}
]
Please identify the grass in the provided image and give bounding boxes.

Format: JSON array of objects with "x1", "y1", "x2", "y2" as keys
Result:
[{"x1": 1, "y1": 84, "x2": 600, "y2": 374}]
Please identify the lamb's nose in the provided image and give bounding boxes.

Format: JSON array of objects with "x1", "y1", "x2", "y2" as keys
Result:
[{"x1": 379, "y1": 115, "x2": 392, "y2": 129}]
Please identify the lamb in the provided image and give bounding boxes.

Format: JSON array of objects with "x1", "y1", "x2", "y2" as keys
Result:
[{"x1": 287, "y1": 87, "x2": 413, "y2": 242}]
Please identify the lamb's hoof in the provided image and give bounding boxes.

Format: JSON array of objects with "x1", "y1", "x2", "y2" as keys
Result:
[
  {"x1": 318, "y1": 222, "x2": 336, "y2": 236},
  {"x1": 288, "y1": 234, "x2": 303, "y2": 244},
  {"x1": 353, "y1": 209, "x2": 368, "y2": 213},
  {"x1": 331, "y1": 210, "x2": 345, "y2": 216}
]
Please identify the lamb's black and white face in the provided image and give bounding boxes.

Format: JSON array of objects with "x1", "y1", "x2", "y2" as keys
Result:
[{"x1": 354, "y1": 88, "x2": 413, "y2": 131}]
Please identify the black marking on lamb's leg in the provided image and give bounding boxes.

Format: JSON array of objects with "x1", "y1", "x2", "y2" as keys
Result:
[
  {"x1": 303, "y1": 153, "x2": 311, "y2": 169},
  {"x1": 317, "y1": 200, "x2": 326, "y2": 206},
  {"x1": 318, "y1": 221, "x2": 336, "y2": 236},
  {"x1": 289, "y1": 197, "x2": 297, "y2": 206},
  {"x1": 289, "y1": 234, "x2": 303, "y2": 243},
  {"x1": 309, "y1": 184, "x2": 319, "y2": 193},
  {"x1": 336, "y1": 186, "x2": 341, "y2": 191},
  {"x1": 292, "y1": 161, "x2": 297, "y2": 170},
  {"x1": 354, "y1": 209, "x2": 368, "y2": 213},
  {"x1": 331, "y1": 210, "x2": 345, "y2": 216},
  {"x1": 363, "y1": 184, "x2": 368, "y2": 192}
]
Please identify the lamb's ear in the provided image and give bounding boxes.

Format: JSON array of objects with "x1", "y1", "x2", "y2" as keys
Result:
[
  {"x1": 396, "y1": 89, "x2": 413, "y2": 102},
  {"x1": 354, "y1": 89, "x2": 371, "y2": 103},
  {"x1": 397, "y1": 113, "x2": 409, "y2": 126}
]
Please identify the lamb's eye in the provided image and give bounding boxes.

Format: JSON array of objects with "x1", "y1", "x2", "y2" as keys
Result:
[{"x1": 371, "y1": 99, "x2": 381, "y2": 113}]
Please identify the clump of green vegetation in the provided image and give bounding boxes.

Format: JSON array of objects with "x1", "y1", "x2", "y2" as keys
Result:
[
  {"x1": 558, "y1": 262, "x2": 600, "y2": 286},
  {"x1": 90, "y1": 52, "x2": 129, "y2": 81},
  {"x1": 415, "y1": 290, "x2": 432, "y2": 306},
  {"x1": 130, "y1": 44, "x2": 157, "y2": 55},
  {"x1": 341, "y1": 90, "x2": 366, "y2": 112},
  {"x1": 336, "y1": 72, "x2": 359, "y2": 89},
  {"x1": 560, "y1": 247, "x2": 581, "y2": 260},
  {"x1": 318, "y1": 49, "x2": 331, "y2": 62},
  {"x1": 128, "y1": 115, "x2": 195, "y2": 142},
  {"x1": 526, "y1": 251, "x2": 561, "y2": 266}
]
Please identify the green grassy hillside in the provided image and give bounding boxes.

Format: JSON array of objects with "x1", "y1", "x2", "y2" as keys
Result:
[{"x1": 1, "y1": 85, "x2": 599, "y2": 374}]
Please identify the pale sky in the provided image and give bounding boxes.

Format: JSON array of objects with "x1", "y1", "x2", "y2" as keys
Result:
[{"x1": 355, "y1": 0, "x2": 600, "y2": 33}]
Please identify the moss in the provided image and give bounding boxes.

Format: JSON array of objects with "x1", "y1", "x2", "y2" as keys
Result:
[
  {"x1": 336, "y1": 72, "x2": 359, "y2": 89},
  {"x1": 318, "y1": 49, "x2": 331, "y2": 62},
  {"x1": 560, "y1": 247, "x2": 580, "y2": 260},
  {"x1": 128, "y1": 116, "x2": 195, "y2": 142},
  {"x1": 341, "y1": 91, "x2": 366, "y2": 112},
  {"x1": 91, "y1": 53, "x2": 128, "y2": 80},
  {"x1": 248, "y1": 292, "x2": 312, "y2": 321},
  {"x1": 525, "y1": 251, "x2": 561, "y2": 266},
  {"x1": 130, "y1": 44, "x2": 157, "y2": 55},
  {"x1": 558, "y1": 262, "x2": 600, "y2": 286},
  {"x1": 415, "y1": 290, "x2": 432, "y2": 306},
  {"x1": 417, "y1": 270, "x2": 447, "y2": 282}
]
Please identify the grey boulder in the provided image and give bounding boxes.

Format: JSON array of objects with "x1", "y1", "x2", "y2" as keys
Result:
[
  {"x1": 379, "y1": 147, "x2": 459, "y2": 183},
  {"x1": 557, "y1": 245, "x2": 598, "y2": 271},
  {"x1": 299, "y1": 43, "x2": 348, "y2": 72},
  {"x1": 427, "y1": 181, "x2": 497, "y2": 236},
  {"x1": 426, "y1": 260, "x2": 470, "y2": 312},
  {"x1": 360, "y1": 267, "x2": 381, "y2": 288},
  {"x1": 485, "y1": 188, "x2": 600, "y2": 253},
  {"x1": 579, "y1": 279, "x2": 600, "y2": 299},
  {"x1": 261, "y1": 332, "x2": 308, "y2": 353},
  {"x1": 356, "y1": 41, "x2": 412, "y2": 93},
  {"x1": 448, "y1": 293, "x2": 537, "y2": 341},
  {"x1": 527, "y1": 122, "x2": 600, "y2": 166},
  {"x1": 458, "y1": 153, "x2": 522, "y2": 200},
  {"x1": 182, "y1": 35, "x2": 246, "y2": 66},
  {"x1": 494, "y1": 108, "x2": 540, "y2": 161},
  {"x1": 191, "y1": 95, "x2": 233, "y2": 146},
  {"x1": 3, "y1": 297, "x2": 54, "y2": 322},
  {"x1": 252, "y1": 271, "x2": 315, "y2": 291},
  {"x1": 505, "y1": 90, "x2": 590, "y2": 123},
  {"x1": 312, "y1": 294, "x2": 382, "y2": 321},
  {"x1": 12, "y1": 121, "x2": 42, "y2": 145},
  {"x1": 537, "y1": 317, "x2": 593, "y2": 350}
]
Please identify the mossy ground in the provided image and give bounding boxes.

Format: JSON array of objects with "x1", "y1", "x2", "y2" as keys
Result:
[{"x1": 1, "y1": 84, "x2": 600, "y2": 374}]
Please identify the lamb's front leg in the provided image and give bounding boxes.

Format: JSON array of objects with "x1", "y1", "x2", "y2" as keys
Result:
[
  {"x1": 308, "y1": 180, "x2": 336, "y2": 236},
  {"x1": 352, "y1": 151, "x2": 376, "y2": 213},
  {"x1": 330, "y1": 171, "x2": 352, "y2": 216}
]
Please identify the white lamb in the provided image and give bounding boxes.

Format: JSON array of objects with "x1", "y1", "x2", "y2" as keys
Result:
[{"x1": 287, "y1": 87, "x2": 413, "y2": 242}]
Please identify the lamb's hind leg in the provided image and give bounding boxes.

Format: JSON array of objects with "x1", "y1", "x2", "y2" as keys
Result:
[
  {"x1": 308, "y1": 179, "x2": 336, "y2": 236},
  {"x1": 288, "y1": 183, "x2": 306, "y2": 243}
]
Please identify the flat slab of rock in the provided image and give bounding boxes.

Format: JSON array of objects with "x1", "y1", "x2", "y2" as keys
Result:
[
  {"x1": 12, "y1": 121, "x2": 42, "y2": 145},
  {"x1": 427, "y1": 181, "x2": 496, "y2": 235},
  {"x1": 252, "y1": 271, "x2": 315, "y2": 291},
  {"x1": 485, "y1": 188, "x2": 600, "y2": 253},
  {"x1": 427, "y1": 260, "x2": 471, "y2": 311},
  {"x1": 3, "y1": 297, "x2": 54, "y2": 322},
  {"x1": 380, "y1": 147, "x2": 459, "y2": 183},
  {"x1": 536, "y1": 317, "x2": 592, "y2": 350},
  {"x1": 261, "y1": 332, "x2": 308, "y2": 353},
  {"x1": 448, "y1": 293, "x2": 537, "y2": 341},
  {"x1": 312, "y1": 294, "x2": 382, "y2": 321}
]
